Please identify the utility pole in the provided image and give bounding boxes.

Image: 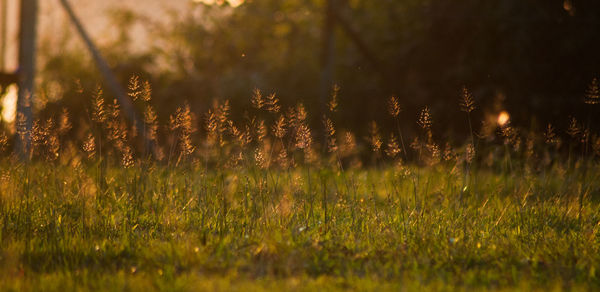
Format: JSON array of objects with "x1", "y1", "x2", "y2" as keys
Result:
[{"x1": 16, "y1": 0, "x2": 38, "y2": 158}]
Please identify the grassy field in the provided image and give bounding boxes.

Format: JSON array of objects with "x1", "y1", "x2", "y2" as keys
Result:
[
  {"x1": 1, "y1": 83, "x2": 600, "y2": 291},
  {"x1": 0, "y1": 160, "x2": 599, "y2": 291}
]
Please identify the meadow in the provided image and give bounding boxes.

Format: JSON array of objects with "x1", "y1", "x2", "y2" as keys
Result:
[{"x1": 1, "y1": 78, "x2": 600, "y2": 291}]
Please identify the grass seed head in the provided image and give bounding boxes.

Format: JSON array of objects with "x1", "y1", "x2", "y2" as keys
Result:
[
  {"x1": 277, "y1": 148, "x2": 289, "y2": 169},
  {"x1": 266, "y1": 93, "x2": 280, "y2": 113},
  {"x1": 341, "y1": 131, "x2": 357, "y2": 157},
  {"x1": 251, "y1": 88, "x2": 265, "y2": 110},
  {"x1": 466, "y1": 143, "x2": 475, "y2": 164},
  {"x1": 368, "y1": 121, "x2": 382, "y2": 153},
  {"x1": 142, "y1": 80, "x2": 152, "y2": 102},
  {"x1": 428, "y1": 142, "x2": 441, "y2": 165},
  {"x1": 172, "y1": 103, "x2": 195, "y2": 157},
  {"x1": 295, "y1": 103, "x2": 307, "y2": 123},
  {"x1": 272, "y1": 115, "x2": 287, "y2": 139},
  {"x1": 205, "y1": 109, "x2": 218, "y2": 139},
  {"x1": 567, "y1": 117, "x2": 581, "y2": 139},
  {"x1": 127, "y1": 75, "x2": 142, "y2": 101},
  {"x1": 217, "y1": 100, "x2": 231, "y2": 127},
  {"x1": 256, "y1": 120, "x2": 268, "y2": 143},
  {"x1": 460, "y1": 86, "x2": 476, "y2": 113},
  {"x1": 585, "y1": 77, "x2": 600, "y2": 105},
  {"x1": 144, "y1": 105, "x2": 158, "y2": 141},
  {"x1": 545, "y1": 124, "x2": 559, "y2": 146},
  {"x1": 385, "y1": 133, "x2": 401, "y2": 158},
  {"x1": 418, "y1": 106, "x2": 432, "y2": 130},
  {"x1": 323, "y1": 116, "x2": 337, "y2": 153},
  {"x1": 443, "y1": 142, "x2": 455, "y2": 161},
  {"x1": 388, "y1": 96, "x2": 401, "y2": 117},
  {"x1": 121, "y1": 145, "x2": 134, "y2": 168},
  {"x1": 0, "y1": 132, "x2": 7, "y2": 152},
  {"x1": 83, "y1": 133, "x2": 96, "y2": 159},
  {"x1": 254, "y1": 147, "x2": 268, "y2": 169},
  {"x1": 295, "y1": 124, "x2": 312, "y2": 150},
  {"x1": 32, "y1": 118, "x2": 59, "y2": 161},
  {"x1": 92, "y1": 87, "x2": 106, "y2": 124},
  {"x1": 328, "y1": 84, "x2": 340, "y2": 113}
]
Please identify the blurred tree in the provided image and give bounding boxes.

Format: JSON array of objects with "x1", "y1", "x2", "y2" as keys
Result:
[{"x1": 34, "y1": 0, "x2": 600, "y2": 142}]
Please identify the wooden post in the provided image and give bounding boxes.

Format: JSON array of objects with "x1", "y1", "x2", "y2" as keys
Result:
[{"x1": 16, "y1": 0, "x2": 38, "y2": 158}]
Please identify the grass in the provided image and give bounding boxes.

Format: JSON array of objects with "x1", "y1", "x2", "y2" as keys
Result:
[
  {"x1": 1, "y1": 81, "x2": 600, "y2": 290},
  {"x1": 0, "y1": 159, "x2": 599, "y2": 291}
]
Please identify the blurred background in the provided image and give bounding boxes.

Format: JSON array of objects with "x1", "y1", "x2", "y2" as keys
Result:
[{"x1": 1, "y1": 0, "x2": 600, "y2": 141}]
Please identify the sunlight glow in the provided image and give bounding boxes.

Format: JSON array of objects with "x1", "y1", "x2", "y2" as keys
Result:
[
  {"x1": 1, "y1": 85, "x2": 17, "y2": 123},
  {"x1": 497, "y1": 111, "x2": 510, "y2": 127},
  {"x1": 563, "y1": 0, "x2": 572, "y2": 12},
  {"x1": 193, "y1": 0, "x2": 245, "y2": 7}
]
